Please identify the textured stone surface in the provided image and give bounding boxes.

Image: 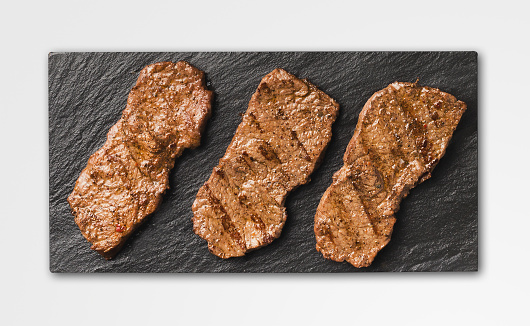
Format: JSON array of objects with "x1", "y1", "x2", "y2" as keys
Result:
[{"x1": 49, "y1": 52, "x2": 477, "y2": 272}]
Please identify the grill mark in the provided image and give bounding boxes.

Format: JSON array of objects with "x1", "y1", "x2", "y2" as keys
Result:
[
  {"x1": 94, "y1": 144, "x2": 145, "y2": 231},
  {"x1": 122, "y1": 132, "x2": 156, "y2": 182},
  {"x1": 249, "y1": 214, "x2": 273, "y2": 244},
  {"x1": 327, "y1": 190, "x2": 352, "y2": 240},
  {"x1": 246, "y1": 113, "x2": 283, "y2": 165},
  {"x1": 357, "y1": 105, "x2": 396, "y2": 189},
  {"x1": 230, "y1": 153, "x2": 288, "y2": 233},
  {"x1": 290, "y1": 129, "x2": 312, "y2": 161},
  {"x1": 246, "y1": 112, "x2": 261, "y2": 130},
  {"x1": 346, "y1": 95, "x2": 423, "y2": 240},
  {"x1": 126, "y1": 111, "x2": 165, "y2": 154},
  {"x1": 360, "y1": 90, "x2": 429, "y2": 190},
  {"x1": 257, "y1": 143, "x2": 282, "y2": 165},
  {"x1": 356, "y1": 139, "x2": 388, "y2": 189},
  {"x1": 231, "y1": 154, "x2": 283, "y2": 209},
  {"x1": 240, "y1": 150, "x2": 278, "y2": 186},
  {"x1": 345, "y1": 172, "x2": 381, "y2": 236},
  {"x1": 347, "y1": 155, "x2": 386, "y2": 202},
  {"x1": 215, "y1": 161, "x2": 275, "y2": 224},
  {"x1": 240, "y1": 150, "x2": 266, "y2": 176},
  {"x1": 122, "y1": 106, "x2": 182, "y2": 176},
  {"x1": 214, "y1": 166, "x2": 245, "y2": 207},
  {"x1": 214, "y1": 165, "x2": 227, "y2": 180},
  {"x1": 372, "y1": 103, "x2": 412, "y2": 167},
  {"x1": 248, "y1": 111, "x2": 312, "y2": 163},
  {"x1": 234, "y1": 155, "x2": 255, "y2": 179},
  {"x1": 203, "y1": 183, "x2": 245, "y2": 251},
  {"x1": 369, "y1": 126, "x2": 407, "y2": 177},
  {"x1": 130, "y1": 79, "x2": 190, "y2": 149},
  {"x1": 328, "y1": 182, "x2": 374, "y2": 253},
  {"x1": 390, "y1": 90, "x2": 432, "y2": 163},
  {"x1": 216, "y1": 158, "x2": 278, "y2": 246},
  {"x1": 213, "y1": 165, "x2": 269, "y2": 246},
  {"x1": 240, "y1": 150, "x2": 288, "y2": 206},
  {"x1": 241, "y1": 150, "x2": 268, "y2": 170},
  {"x1": 315, "y1": 211, "x2": 334, "y2": 247},
  {"x1": 249, "y1": 214, "x2": 265, "y2": 230},
  {"x1": 112, "y1": 148, "x2": 141, "y2": 219},
  {"x1": 234, "y1": 154, "x2": 282, "y2": 201}
]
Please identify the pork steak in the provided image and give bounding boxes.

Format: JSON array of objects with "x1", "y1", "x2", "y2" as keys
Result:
[
  {"x1": 68, "y1": 61, "x2": 213, "y2": 259},
  {"x1": 193, "y1": 68, "x2": 339, "y2": 258},
  {"x1": 314, "y1": 82, "x2": 466, "y2": 267}
]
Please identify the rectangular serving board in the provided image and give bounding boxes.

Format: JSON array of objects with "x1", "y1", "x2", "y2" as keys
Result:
[{"x1": 49, "y1": 52, "x2": 478, "y2": 272}]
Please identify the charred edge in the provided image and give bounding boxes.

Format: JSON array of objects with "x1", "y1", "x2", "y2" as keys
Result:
[
  {"x1": 214, "y1": 166, "x2": 226, "y2": 179},
  {"x1": 419, "y1": 158, "x2": 440, "y2": 183},
  {"x1": 246, "y1": 112, "x2": 262, "y2": 131},
  {"x1": 97, "y1": 243, "x2": 126, "y2": 260}
]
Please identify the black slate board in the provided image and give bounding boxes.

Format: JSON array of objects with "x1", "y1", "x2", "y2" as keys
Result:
[{"x1": 49, "y1": 52, "x2": 478, "y2": 272}]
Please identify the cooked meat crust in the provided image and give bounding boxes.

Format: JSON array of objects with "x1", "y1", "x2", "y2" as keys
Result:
[
  {"x1": 192, "y1": 68, "x2": 339, "y2": 258},
  {"x1": 67, "y1": 61, "x2": 213, "y2": 259},
  {"x1": 314, "y1": 82, "x2": 466, "y2": 267}
]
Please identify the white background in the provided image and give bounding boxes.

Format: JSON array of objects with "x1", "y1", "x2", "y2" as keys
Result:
[{"x1": 1, "y1": 0, "x2": 528, "y2": 325}]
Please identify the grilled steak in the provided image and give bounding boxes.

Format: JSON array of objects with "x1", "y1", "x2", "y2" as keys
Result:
[
  {"x1": 67, "y1": 61, "x2": 213, "y2": 259},
  {"x1": 314, "y1": 82, "x2": 466, "y2": 267},
  {"x1": 192, "y1": 68, "x2": 339, "y2": 258}
]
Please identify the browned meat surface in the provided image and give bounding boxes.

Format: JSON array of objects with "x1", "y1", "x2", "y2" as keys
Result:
[
  {"x1": 67, "y1": 61, "x2": 213, "y2": 259},
  {"x1": 314, "y1": 82, "x2": 466, "y2": 267},
  {"x1": 193, "y1": 68, "x2": 339, "y2": 258}
]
